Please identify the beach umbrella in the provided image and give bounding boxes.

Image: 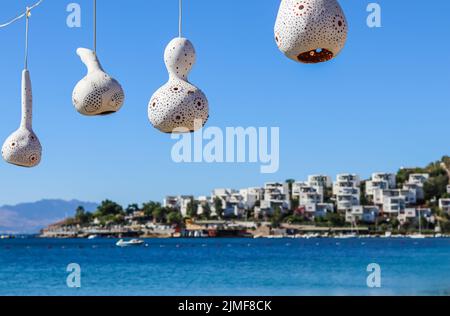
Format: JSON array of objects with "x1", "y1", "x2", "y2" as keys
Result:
[
  {"x1": 72, "y1": 0, "x2": 125, "y2": 116},
  {"x1": 2, "y1": 9, "x2": 42, "y2": 167},
  {"x1": 274, "y1": 0, "x2": 348, "y2": 63},
  {"x1": 148, "y1": 0, "x2": 209, "y2": 134}
]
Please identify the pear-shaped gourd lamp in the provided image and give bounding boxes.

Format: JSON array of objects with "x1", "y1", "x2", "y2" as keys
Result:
[
  {"x1": 274, "y1": 0, "x2": 348, "y2": 64},
  {"x1": 2, "y1": 70, "x2": 42, "y2": 168},
  {"x1": 72, "y1": 0, "x2": 124, "y2": 116},
  {"x1": 148, "y1": 38, "x2": 209, "y2": 133},
  {"x1": 2, "y1": 9, "x2": 42, "y2": 168},
  {"x1": 148, "y1": 0, "x2": 209, "y2": 134},
  {"x1": 72, "y1": 48, "x2": 125, "y2": 115}
]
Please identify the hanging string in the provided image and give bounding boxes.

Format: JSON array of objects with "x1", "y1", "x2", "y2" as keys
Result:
[
  {"x1": 24, "y1": 7, "x2": 31, "y2": 69},
  {"x1": 178, "y1": 0, "x2": 182, "y2": 38},
  {"x1": 0, "y1": 0, "x2": 44, "y2": 28},
  {"x1": 93, "y1": 0, "x2": 97, "y2": 53}
]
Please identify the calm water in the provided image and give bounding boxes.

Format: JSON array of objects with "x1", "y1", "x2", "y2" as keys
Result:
[{"x1": 0, "y1": 238, "x2": 449, "y2": 296}]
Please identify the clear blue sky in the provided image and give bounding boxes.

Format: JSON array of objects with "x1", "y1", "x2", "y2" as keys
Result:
[{"x1": 0, "y1": 0, "x2": 449, "y2": 206}]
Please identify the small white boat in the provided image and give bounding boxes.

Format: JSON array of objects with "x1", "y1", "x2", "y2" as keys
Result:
[
  {"x1": 116, "y1": 239, "x2": 145, "y2": 247},
  {"x1": 410, "y1": 234, "x2": 426, "y2": 239},
  {"x1": 335, "y1": 233, "x2": 357, "y2": 239},
  {"x1": 87, "y1": 235, "x2": 98, "y2": 240}
]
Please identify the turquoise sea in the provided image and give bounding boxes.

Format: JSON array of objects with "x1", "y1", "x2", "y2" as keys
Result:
[{"x1": 0, "y1": 238, "x2": 449, "y2": 296}]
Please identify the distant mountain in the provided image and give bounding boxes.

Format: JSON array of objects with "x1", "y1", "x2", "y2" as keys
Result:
[{"x1": 0, "y1": 199, "x2": 98, "y2": 234}]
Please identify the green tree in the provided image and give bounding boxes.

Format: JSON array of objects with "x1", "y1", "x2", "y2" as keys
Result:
[
  {"x1": 167, "y1": 211, "x2": 183, "y2": 225},
  {"x1": 75, "y1": 206, "x2": 92, "y2": 225},
  {"x1": 201, "y1": 203, "x2": 211, "y2": 220},
  {"x1": 125, "y1": 203, "x2": 140, "y2": 215},
  {"x1": 152, "y1": 206, "x2": 167, "y2": 223},
  {"x1": 271, "y1": 207, "x2": 284, "y2": 228},
  {"x1": 187, "y1": 199, "x2": 199, "y2": 219},
  {"x1": 214, "y1": 197, "x2": 224, "y2": 219},
  {"x1": 142, "y1": 201, "x2": 161, "y2": 218},
  {"x1": 95, "y1": 200, "x2": 124, "y2": 217}
]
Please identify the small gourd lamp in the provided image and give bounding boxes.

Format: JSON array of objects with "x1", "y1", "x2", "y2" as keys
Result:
[
  {"x1": 274, "y1": 0, "x2": 348, "y2": 64},
  {"x1": 148, "y1": 0, "x2": 209, "y2": 133},
  {"x1": 2, "y1": 9, "x2": 42, "y2": 168},
  {"x1": 72, "y1": 0, "x2": 124, "y2": 116}
]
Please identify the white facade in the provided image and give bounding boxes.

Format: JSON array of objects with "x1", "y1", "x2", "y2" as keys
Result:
[
  {"x1": 239, "y1": 187, "x2": 263, "y2": 210},
  {"x1": 383, "y1": 196, "x2": 406, "y2": 214},
  {"x1": 298, "y1": 186, "x2": 323, "y2": 206},
  {"x1": 439, "y1": 198, "x2": 450, "y2": 214},
  {"x1": 337, "y1": 188, "x2": 360, "y2": 211},
  {"x1": 333, "y1": 174, "x2": 360, "y2": 195},
  {"x1": 408, "y1": 174, "x2": 429, "y2": 185},
  {"x1": 366, "y1": 180, "x2": 389, "y2": 196},
  {"x1": 259, "y1": 182, "x2": 291, "y2": 214},
  {"x1": 398, "y1": 208, "x2": 417, "y2": 224},
  {"x1": 373, "y1": 189, "x2": 416, "y2": 206},
  {"x1": 303, "y1": 203, "x2": 334, "y2": 219},
  {"x1": 403, "y1": 183, "x2": 425, "y2": 201},
  {"x1": 307, "y1": 175, "x2": 331, "y2": 195},
  {"x1": 292, "y1": 182, "x2": 308, "y2": 199},
  {"x1": 372, "y1": 173, "x2": 396, "y2": 188},
  {"x1": 346, "y1": 205, "x2": 380, "y2": 223},
  {"x1": 211, "y1": 189, "x2": 246, "y2": 217},
  {"x1": 163, "y1": 195, "x2": 194, "y2": 217}
]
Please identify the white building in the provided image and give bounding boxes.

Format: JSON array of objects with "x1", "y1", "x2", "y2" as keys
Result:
[
  {"x1": 259, "y1": 182, "x2": 291, "y2": 215},
  {"x1": 333, "y1": 174, "x2": 360, "y2": 195},
  {"x1": 211, "y1": 189, "x2": 246, "y2": 217},
  {"x1": 383, "y1": 196, "x2": 406, "y2": 215},
  {"x1": 298, "y1": 186, "x2": 323, "y2": 206},
  {"x1": 307, "y1": 175, "x2": 331, "y2": 195},
  {"x1": 292, "y1": 182, "x2": 309, "y2": 199},
  {"x1": 366, "y1": 173, "x2": 396, "y2": 196},
  {"x1": 163, "y1": 195, "x2": 194, "y2": 217},
  {"x1": 239, "y1": 187, "x2": 263, "y2": 210},
  {"x1": 303, "y1": 203, "x2": 334, "y2": 219},
  {"x1": 398, "y1": 208, "x2": 417, "y2": 224},
  {"x1": 373, "y1": 189, "x2": 416, "y2": 206},
  {"x1": 403, "y1": 182, "x2": 425, "y2": 201},
  {"x1": 408, "y1": 174, "x2": 429, "y2": 185},
  {"x1": 336, "y1": 187, "x2": 360, "y2": 211},
  {"x1": 346, "y1": 205, "x2": 380, "y2": 223},
  {"x1": 439, "y1": 198, "x2": 450, "y2": 214}
]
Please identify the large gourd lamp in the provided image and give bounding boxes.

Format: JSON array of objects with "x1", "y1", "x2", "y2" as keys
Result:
[
  {"x1": 274, "y1": 0, "x2": 348, "y2": 64},
  {"x1": 72, "y1": 0, "x2": 125, "y2": 116},
  {"x1": 148, "y1": 0, "x2": 209, "y2": 134},
  {"x1": 2, "y1": 8, "x2": 42, "y2": 168}
]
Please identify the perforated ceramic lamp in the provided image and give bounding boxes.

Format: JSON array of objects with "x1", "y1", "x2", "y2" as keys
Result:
[
  {"x1": 274, "y1": 0, "x2": 348, "y2": 63},
  {"x1": 72, "y1": 48, "x2": 125, "y2": 116},
  {"x1": 2, "y1": 70, "x2": 42, "y2": 168},
  {"x1": 148, "y1": 38, "x2": 209, "y2": 134}
]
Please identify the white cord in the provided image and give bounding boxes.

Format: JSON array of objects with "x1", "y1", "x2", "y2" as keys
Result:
[
  {"x1": 24, "y1": 7, "x2": 30, "y2": 69},
  {"x1": 179, "y1": 0, "x2": 182, "y2": 38},
  {"x1": 93, "y1": 0, "x2": 97, "y2": 53},
  {"x1": 0, "y1": 0, "x2": 44, "y2": 28}
]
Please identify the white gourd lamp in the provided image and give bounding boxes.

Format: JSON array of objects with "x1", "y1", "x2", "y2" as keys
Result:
[
  {"x1": 274, "y1": 0, "x2": 348, "y2": 64},
  {"x1": 72, "y1": 0, "x2": 125, "y2": 116},
  {"x1": 2, "y1": 8, "x2": 42, "y2": 168},
  {"x1": 148, "y1": 0, "x2": 209, "y2": 134}
]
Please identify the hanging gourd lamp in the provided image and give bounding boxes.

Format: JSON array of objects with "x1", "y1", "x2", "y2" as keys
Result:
[
  {"x1": 72, "y1": 0, "x2": 125, "y2": 116},
  {"x1": 274, "y1": 0, "x2": 348, "y2": 64},
  {"x1": 2, "y1": 8, "x2": 42, "y2": 168},
  {"x1": 148, "y1": 0, "x2": 209, "y2": 134}
]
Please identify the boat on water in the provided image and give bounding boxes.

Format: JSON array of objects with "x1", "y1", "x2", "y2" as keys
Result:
[
  {"x1": 87, "y1": 235, "x2": 98, "y2": 240},
  {"x1": 335, "y1": 233, "x2": 357, "y2": 239},
  {"x1": 116, "y1": 239, "x2": 145, "y2": 247},
  {"x1": 410, "y1": 234, "x2": 426, "y2": 239}
]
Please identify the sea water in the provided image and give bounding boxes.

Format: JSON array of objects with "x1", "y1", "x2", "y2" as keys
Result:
[{"x1": 0, "y1": 238, "x2": 449, "y2": 296}]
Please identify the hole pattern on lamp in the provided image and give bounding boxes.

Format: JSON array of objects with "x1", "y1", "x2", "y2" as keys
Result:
[
  {"x1": 274, "y1": 0, "x2": 348, "y2": 64},
  {"x1": 2, "y1": 70, "x2": 42, "y2": 168},
  {"x1": 148, "y1": 38, "x2": 209, "y2": 134},
  {"x1": 72, "y1": 48, "x2": 125, "y2": 116}
]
